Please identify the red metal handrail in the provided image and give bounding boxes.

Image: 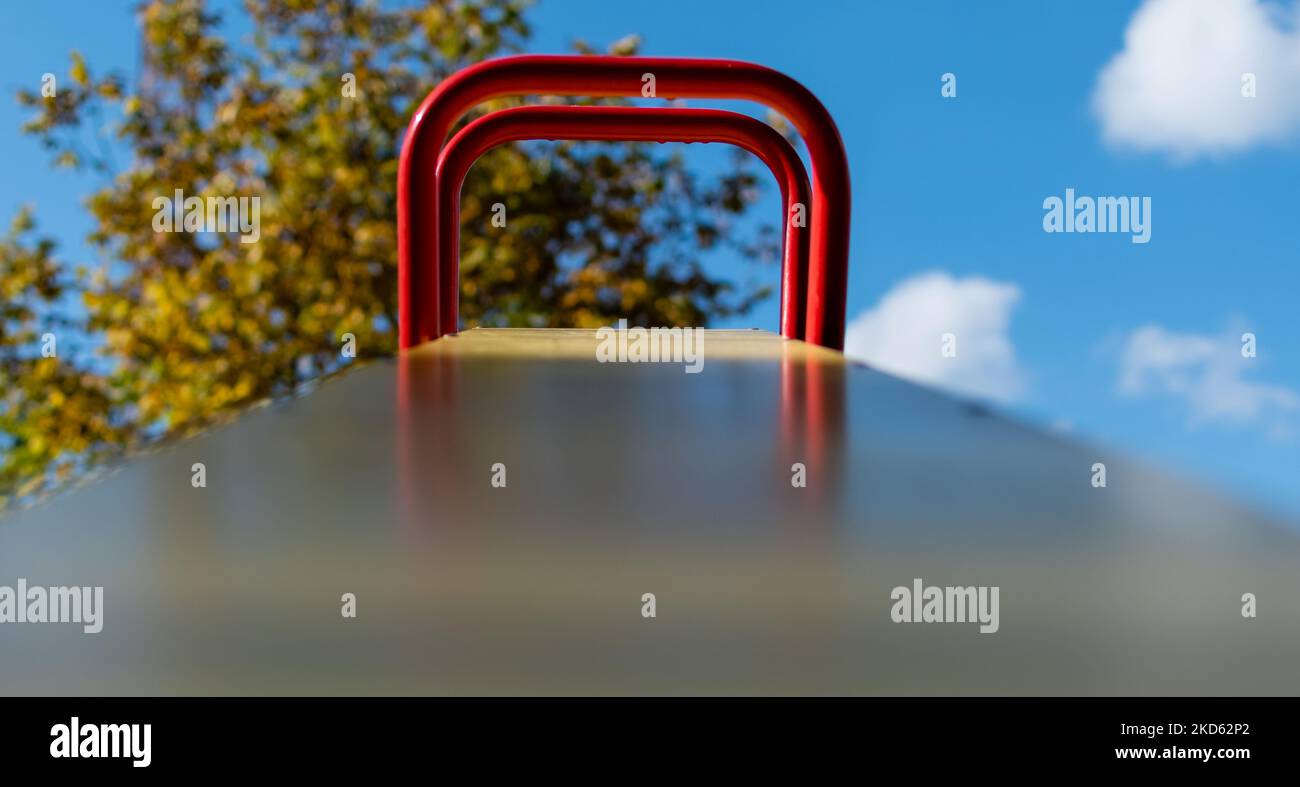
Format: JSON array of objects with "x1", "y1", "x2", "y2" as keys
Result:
[
  {"x1": 434, "y1": 105, "x2": 811, "y2": 339},
  {"x1": 397, "y1": 54, "x2": 851, "y2": 349}
]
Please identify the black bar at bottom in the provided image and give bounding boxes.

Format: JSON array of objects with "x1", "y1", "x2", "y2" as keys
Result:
[{"x1": 0, "y1": 697, "x2": 1286, "y2": 774}]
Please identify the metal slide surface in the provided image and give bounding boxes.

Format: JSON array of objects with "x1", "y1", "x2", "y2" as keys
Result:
[{"x1": 1, "y1": 329, "x2": 1297, "y2": 694}]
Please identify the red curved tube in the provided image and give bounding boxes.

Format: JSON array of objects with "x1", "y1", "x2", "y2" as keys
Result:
[
  {"x1": 397, "y1": 54, "x2": 851, "y2": 349},
  {"x1": 434, "y1": 105, "x2": 810, "y2": 339}
]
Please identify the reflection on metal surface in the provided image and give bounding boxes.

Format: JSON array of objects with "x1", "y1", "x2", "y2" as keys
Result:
[
  {"x1": 779, "y1": 339, "x2": 847, "y2": 521},
  {"x1": 2, "y1": 329, "x2": 1298, "y2": 695}
]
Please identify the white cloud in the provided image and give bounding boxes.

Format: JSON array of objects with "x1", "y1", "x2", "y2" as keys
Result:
[
  {"x1": 1093, "y1": 0, "x2": 1300, "y2": 158},
  {"x1": 843, "y1": 271, "x2": 1027, "y2": 404},
  {"x1": 1118, "y1": 324, "x2": 1299, "y2": 436}
]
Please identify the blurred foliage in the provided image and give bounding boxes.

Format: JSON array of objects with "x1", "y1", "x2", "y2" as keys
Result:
[
  {"x1": 1, "y1": 210, "x2": 129, "y2": 507},
  {"x1": 0, "y1": 0, "x2": 778, "y2": 510}
]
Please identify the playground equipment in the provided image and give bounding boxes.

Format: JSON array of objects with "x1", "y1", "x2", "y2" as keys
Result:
[{"x1": 2, "y1": 56, "x2": 1298, "y2": 696}]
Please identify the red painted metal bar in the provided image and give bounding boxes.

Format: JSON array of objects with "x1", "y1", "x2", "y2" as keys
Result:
[
  {"x1": 434, "y1": 106, "x2": 810, "y2": 339},
  {"x1": 397, "y1": 54, "x2": 851, "y2": 349}
]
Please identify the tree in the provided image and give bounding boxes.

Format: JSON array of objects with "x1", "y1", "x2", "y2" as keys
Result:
[
  {"x1": 1, "y1": 0, "x2": 778, "y2": 509},
  {"x1": 0, "y1": 209, "x2": 128, "y2": 508}
]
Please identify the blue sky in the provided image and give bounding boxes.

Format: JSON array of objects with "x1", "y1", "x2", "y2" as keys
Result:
[{"x1": 3, "y1": 0, "x2": 1298, "y2": 519}]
